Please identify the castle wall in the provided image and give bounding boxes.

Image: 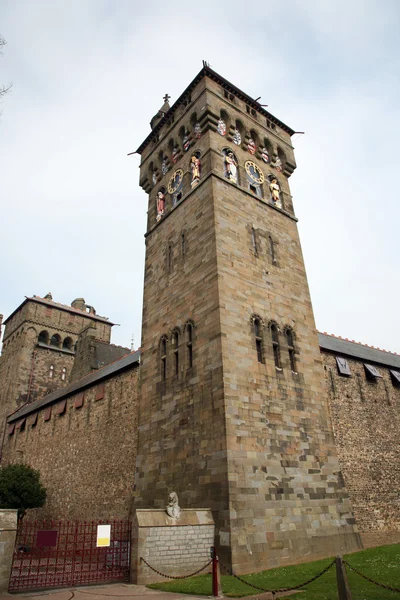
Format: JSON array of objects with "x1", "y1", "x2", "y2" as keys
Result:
[
  {"x1": 3, "y1": 364, "x2": 139, "y2": 521},
  {"x1": 322, "y1": 350, "x2": 400, "y2": 548},
  {"x1": 0, "y1": 298, "x2": 114, "y2": 430}
]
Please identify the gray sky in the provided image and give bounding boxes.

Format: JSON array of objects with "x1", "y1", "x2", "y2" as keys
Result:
[{"x1": 1, "y1": 0, "x2": 399, "y2": 353}]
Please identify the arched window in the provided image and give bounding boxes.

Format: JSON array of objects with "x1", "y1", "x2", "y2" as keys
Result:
[
  {"x1": 49, "y1": 364, "x2": 54, "y2": 378},
  {"x1": 270, "y1": 324, "x2": 281, "y2": 369},
  {"x1": 186, "y1": 323, "x2": 193, "y2": 369},
  {"x1": 50, "y1": 334, "x2": 61, "y2": 348},
  {"x1": 253, "y1": 317, "x2": 263, "y2": 363},
  {"x1": 61, "y1": 367, "x2": 67, "y2": 381},
  {"x1": 261, "y1": 138, "x2": 271, "y2": 164},
  {"x1": 247, "y1": 129, "x2": 258, "y2": 155},
  {"x1": 277, "y1": 147, "x2": 286, "y2": 172},
  {"x1": 63, "y1": 337, "x2": 73, "y2": 350},
  {"x1": 38, "y1": 330, "x2": 49, "y2": 345},
  {"x1": 286, "y1": 329, "x2": 296, "y2": 372},
  {"x1": 217, "y1": 109, "x2": 229, "y2": 136},
  {"x1": 173, "y1": 330, "x2": 179, "y2": 375},
  {"x1": 233, "y1": 120, "x2": 244, "y2": 146},
  {"x1": 191, "y1": 112, "x2": 202, "y2": 139},
  {"x1": 160, "y1": 337, "x2": 167, "y2": 381}
]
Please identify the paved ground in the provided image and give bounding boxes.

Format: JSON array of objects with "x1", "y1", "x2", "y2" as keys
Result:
[{"x1": 0, "y1": 582, "x2": 300, "y2": 600}]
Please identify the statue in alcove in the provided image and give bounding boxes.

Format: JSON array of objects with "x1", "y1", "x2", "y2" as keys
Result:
[
  {"x1": 156, "y1": 190, "x2": 165, "y2": 221},
  {"x1": 190, "y1": 153, "x2": 201, "y2": 187},
  {"x1": 269, "y1": 177, "x2": 282, "y2": 208},
  {"x1": 225, "y1": 151, "x2": 238, "y2": 184}
]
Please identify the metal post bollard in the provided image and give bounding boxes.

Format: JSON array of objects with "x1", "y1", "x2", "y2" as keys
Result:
[
  {"x1": 335, "y1": 555, "x2": 353, "y2": 600},
  {"x1": 211, "y1": 547, "x2": 222, "y2": 597}
]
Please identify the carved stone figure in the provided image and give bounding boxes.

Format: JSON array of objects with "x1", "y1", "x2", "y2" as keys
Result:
[
  {"x1": 156, "y1": 191, "x2": 165, "y2": 221},
  {"x1": 152, "y1": 171, "x2": 157, "y2": 185},
  {"x1": 269, "y1": 177, "x2": 282, "y2": 208},
  {"x1": 225, "y1": 151, "x2": 238, "y2": 184},
  {"x1": 272, "y1": 156, "x2": 283, "y2": 172},
  {"x1": 190, "y1": 154, "x2": 201, "y2": 187},
  {"x1": 166, "y1": 491, "x2": 181, "y2": 519}
]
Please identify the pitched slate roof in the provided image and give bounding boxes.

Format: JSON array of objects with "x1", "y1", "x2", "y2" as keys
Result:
[
  {"x1": 8, "y1": 350, "x2": 140, "y2": 423},
  {"x1": 318, "y1": 332, "x2": 400, "y2": 369}
]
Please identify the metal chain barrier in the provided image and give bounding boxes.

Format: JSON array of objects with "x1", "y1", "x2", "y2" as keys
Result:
[
  {"x1": 343, "y1": 560, "x2": 400, "y2": 593},
  {"x1": 140, "y1": 556, "x2": 213, "y2": 580},
  {"x1": 219, "y1": 558, "x2": 335, "y2": 594}
]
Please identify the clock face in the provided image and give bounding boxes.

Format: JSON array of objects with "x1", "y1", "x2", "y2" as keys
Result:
[
  {"x1": 245, "y1": 161, "x2": 265, "y2": 184},
  {"x1": 167, "y1": 169, "x2": 183, "y2": 194}
]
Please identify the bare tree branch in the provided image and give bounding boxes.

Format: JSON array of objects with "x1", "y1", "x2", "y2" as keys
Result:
[{"x1": 0, "y1": 34, "x2": 12, "y2": 113}]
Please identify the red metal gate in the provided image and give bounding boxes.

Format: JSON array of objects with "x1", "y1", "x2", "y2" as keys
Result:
[{"x1": 9, "y1": 520, "x2": 131, "y2": 592}]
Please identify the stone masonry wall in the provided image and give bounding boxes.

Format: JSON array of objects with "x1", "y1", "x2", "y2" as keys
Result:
[
  {"x1": 322, "y1": 350, "x2": 400, "y2": 548},
  {"x1": 136, "y1": 72, "x2": 360, "y2": 575},
  {"x1": 131, "y1": 509, "x2": 214, "y2": 584},
  {"x1": 0, "y1": 510, "x2": 17, "y2": 591},
  {"x1": 0, "y1": 298, "x2": 113, "y2": 437},
  {"x1": 2, "y1": 365, "x2": 139, "y2": 521}
]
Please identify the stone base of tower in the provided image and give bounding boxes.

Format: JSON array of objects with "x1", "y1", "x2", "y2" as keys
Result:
[
  {"x1": 230, "y1": 531, "x2": 362, "y2": 575},
  {"x1": 224, "y1": 499, "x2": 362, "y2": 574}
]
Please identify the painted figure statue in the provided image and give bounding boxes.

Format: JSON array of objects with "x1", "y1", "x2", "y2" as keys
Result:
[
  {"x1": 225, "y1": 151, "x2": 238, "y2": 184},
  {"x1": 269, "y1": 177, "x2": 282, "y2": 208},
  {"x1": 156, "y1": 190, "x2": 165, "y2": 221},
  {"x1": 190, "y1": 154, "x2": 201, "y2": 187}
]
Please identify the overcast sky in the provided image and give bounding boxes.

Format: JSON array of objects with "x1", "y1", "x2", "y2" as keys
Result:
[{"x1": 1, "y1": 0, "x2": 399, "y2": 353}]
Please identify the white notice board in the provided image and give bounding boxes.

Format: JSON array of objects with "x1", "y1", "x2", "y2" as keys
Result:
[{"x1": 96, "y1": 524, "x2": 111, "y2": 547}]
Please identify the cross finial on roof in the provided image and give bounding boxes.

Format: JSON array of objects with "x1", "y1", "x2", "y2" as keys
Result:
[{"x1": 163, "y1": 93, "x2": 171, "y2": 103}]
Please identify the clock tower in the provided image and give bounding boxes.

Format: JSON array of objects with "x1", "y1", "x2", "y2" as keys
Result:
[{"x1": 134, "y1": 65, "x2": 360, "y2": 573}]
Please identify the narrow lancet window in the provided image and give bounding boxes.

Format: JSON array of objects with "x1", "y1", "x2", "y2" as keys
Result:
[
  {"x1": 173, "y1": 331, "x2": 179, "y2": 375},
  {"x1": 254, "y1": 319, "x2": 263, "y2": 363},
  {"x1": 186, "y1": 324, "x2": 193, "y2": 369},
  {"x1": 271, "y1": 324, "x2": 281, "y2": 369},
  {"x1": 286, "y1": 330, "x2": 296, "y2": 372},
  {"x1": 161, "y1": 338, "x2": 167, "y2": 381}
]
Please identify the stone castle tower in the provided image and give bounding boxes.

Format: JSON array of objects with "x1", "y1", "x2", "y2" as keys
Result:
[
  {"x1": 0, "y1": 294, "x2": 113, "y2": 426},
  {"x1": 135, "y1": 65, "x2": 360, "y2": 572}
]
